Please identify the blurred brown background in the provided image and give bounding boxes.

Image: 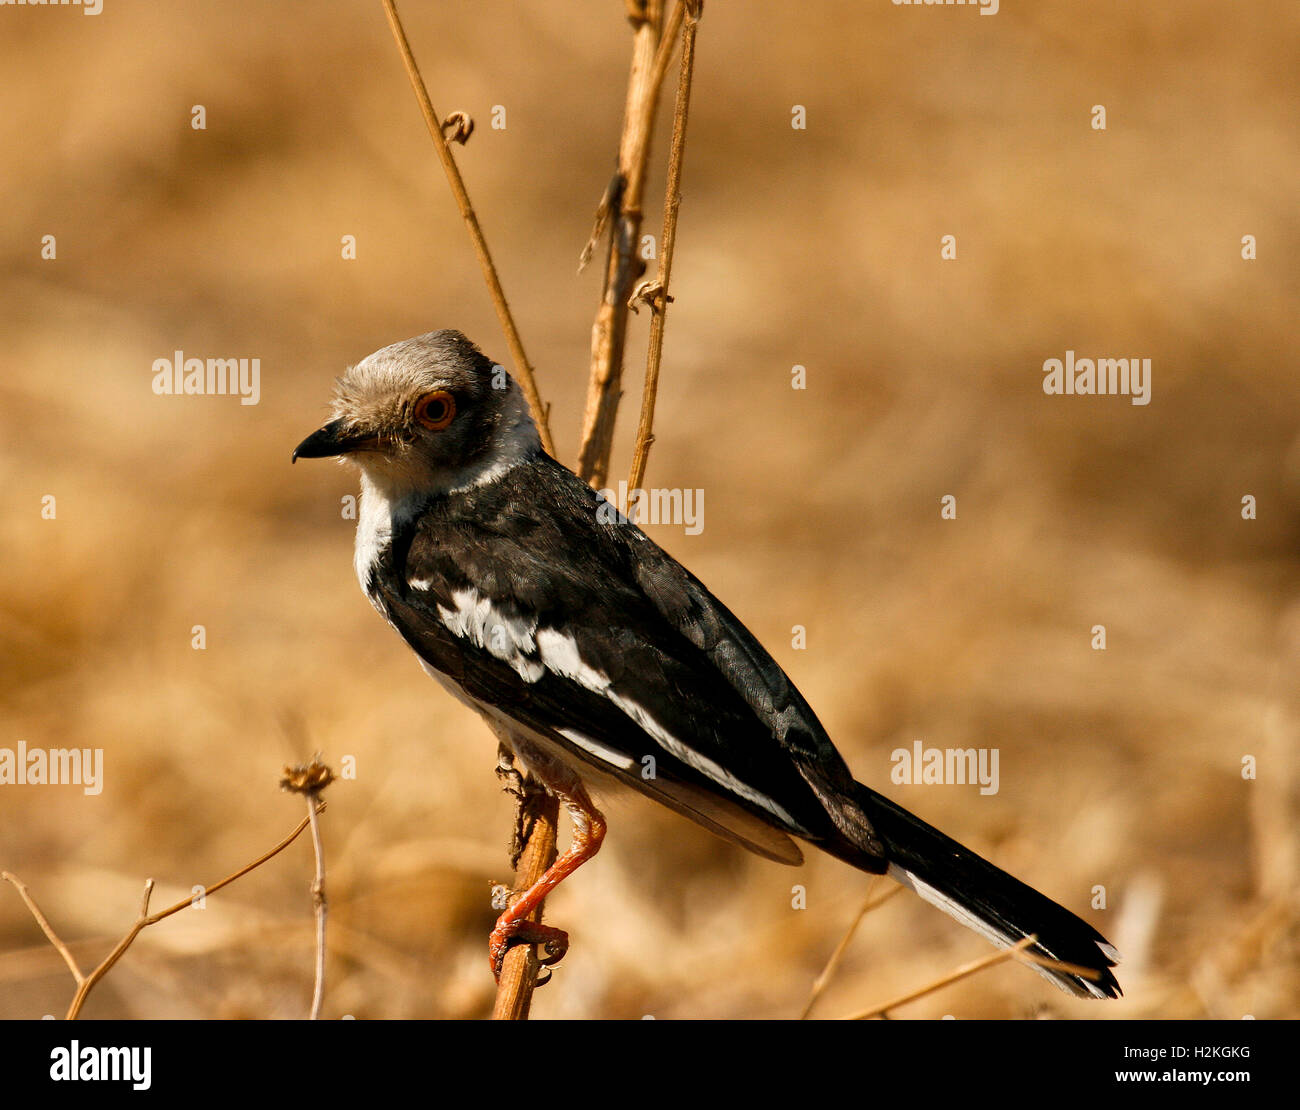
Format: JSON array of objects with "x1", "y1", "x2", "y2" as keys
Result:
[{"x1": 1, "y1": 0, "x2": 1297, "y2": 1019}]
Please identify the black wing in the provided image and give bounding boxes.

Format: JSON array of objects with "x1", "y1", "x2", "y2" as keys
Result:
[{"x1": 369, "y1": 454, "x2": 884, "y2": 868}]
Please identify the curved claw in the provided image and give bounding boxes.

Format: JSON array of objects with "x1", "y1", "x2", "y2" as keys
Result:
[
  {"x1": 537, "y1": 937, "x2": 568, "y2": 967},
  {"x1": 489, "y1": 919, "x2": 571, "y2": 982}
]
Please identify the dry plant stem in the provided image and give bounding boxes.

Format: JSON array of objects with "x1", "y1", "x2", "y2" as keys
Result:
[
  {"x1": 627, "y1": 1, "x2": 701, "y2": 493},
  {"x1": 379, "y1": 0, "x2": 555, "y2": 457},
  {"x1": 577, "y1": 0, "x2": 685, "y2": 485},
  {"x1": 843, "y1": 935, "x2": 1040, "y2": 1020},
  {"x1": 65, "y1": 881, "x2": 154, "y2": 1021},
  {"x1": 306, "y1": 794, "x2": 328, "y2": 1020},
  {"x1": 5, "y1": 813, "x2": 316, "y2": 1019},
  {"x1": 490, "y1": 788, "x2": 560, "y2": 1021},
  {"x1": 1, "y1": 872, "x2": 84, "y2": 982},
  {"x1": 799, "y1": 882, "x2": 902, "y2": 1020},
  {"x1": 490, "y1": 0, "x2": 685, "y2": 1021}
]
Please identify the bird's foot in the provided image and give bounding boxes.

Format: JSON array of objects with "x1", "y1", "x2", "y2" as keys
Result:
[{"x1": 489, "y1": 918, "x2": 569, "y2": 983}]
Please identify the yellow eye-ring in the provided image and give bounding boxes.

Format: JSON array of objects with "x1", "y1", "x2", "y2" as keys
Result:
[{"x1": 414, "y1": 390, "x2": 456, "y2": 431}]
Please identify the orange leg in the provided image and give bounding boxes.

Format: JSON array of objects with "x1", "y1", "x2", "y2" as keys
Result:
[{"x1": 489, "y1": 781, "x2": 606, "y2": 981}]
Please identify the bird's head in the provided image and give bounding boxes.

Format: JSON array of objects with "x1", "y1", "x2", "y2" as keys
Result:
[{"x1": 292, "y1": 330, "x2": 541, "y2": 496}]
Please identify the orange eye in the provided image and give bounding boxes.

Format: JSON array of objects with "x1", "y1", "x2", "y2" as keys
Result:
[{"x1": 414, "y1": 390, "x2": 456, "y2": 430}]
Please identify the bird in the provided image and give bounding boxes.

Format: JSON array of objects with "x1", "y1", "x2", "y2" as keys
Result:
[{"x1": 293, "y1": 329, "x2": 1121, "y2": 999}]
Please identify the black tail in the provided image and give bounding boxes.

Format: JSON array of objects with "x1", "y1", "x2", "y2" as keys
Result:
[{"x1": 832, "y1": 783, "x2": 1121, "y2": 999}]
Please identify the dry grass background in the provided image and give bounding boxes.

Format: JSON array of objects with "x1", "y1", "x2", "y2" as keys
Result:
[{"x1": 1, "y1": 0, "x2": 1297, "y2": 1019}]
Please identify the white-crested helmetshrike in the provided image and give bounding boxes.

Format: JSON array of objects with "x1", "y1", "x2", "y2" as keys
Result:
[{"x1": 293, "y1": 330, "x2": 1120, "y2": 997}]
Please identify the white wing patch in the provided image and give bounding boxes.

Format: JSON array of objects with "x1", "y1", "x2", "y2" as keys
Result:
[
  {"x1": 604, "y1": 688, "x2": 805, "y2": 830},
  {"x1": 434, "y1": 587, "x2": 544, "y2": 683},
  {"x1": 536, "y1": 627, "x2": 613, "y2": 693},
  {"x1": 557, "y1": 728, "x2": 637, "y2": 771},
  {"x1": 422, "y1": 587, "x2": 806, "y2": 831},
  {"x1": 535, "y1": 622, "x2": 805, "y2": 828}
]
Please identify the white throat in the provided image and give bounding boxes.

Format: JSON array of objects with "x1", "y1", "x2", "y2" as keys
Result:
[{"x1": 354, "y1": 470, "x2": 424, "y2": 595}]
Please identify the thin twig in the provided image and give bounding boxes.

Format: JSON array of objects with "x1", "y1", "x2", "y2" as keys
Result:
[
  {"x1": 307, "y1": 795, "x2": 328, "y2": 1020},
  {"x1": 66, "y1": 813, "x2": 318, "y2": 1020},
  {"x1": 379, "y1": 0, "x2": 556, "y2": 457},
  {"x1": 799, "y1": 881, "x2": 901, "y2": 1019},
  {"x1": 842, "y1": 935, "x2": 1039, "y2": 1020},
  {"x1": 1009, "y1": 949, "x2": 1114, "y2": 982},
  {"x1": 281, "y1": 757, "x2": 334, "y2": 1019},
  {"x1": 1, "y1": 813, "x2": 317, "y2": 1019},
  {"x1": 490, "y1": 0, "x2": 687, "y2": 1021},
  {"x1": 491, "y1": 782, "x2": 560, "y2": 1021},
  {"x1": 627, "y1": 0, "x2": 701, "y2": 493},
  {"x1": 62, "y1": 882, "x2": 156, "y2": 1020},
  {"x1": 167, "y1": 812, "x2": 318, "y2": 911},
  {"x1": 1, "y1": 872, "x2": 85, "y2": 983},
  {"x1": 577, "y1": 0, "x2": 685, "y2": 486}
]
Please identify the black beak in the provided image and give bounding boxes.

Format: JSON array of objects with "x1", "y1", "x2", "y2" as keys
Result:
[{"x1": 292, "y1": 419, "x2": 371, "y2": 463}]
